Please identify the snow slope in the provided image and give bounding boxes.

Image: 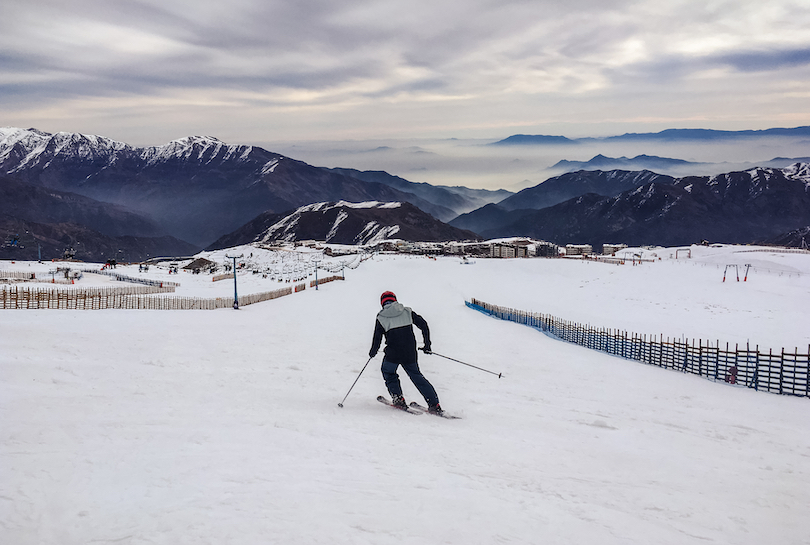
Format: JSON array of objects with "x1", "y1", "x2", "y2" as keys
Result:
[{"x1": 2, "y1": 246, "x2": 809, "y2": 544}]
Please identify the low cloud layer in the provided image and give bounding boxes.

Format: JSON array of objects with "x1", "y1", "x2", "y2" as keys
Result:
[{"x1": 2, "y1": 0, "x2": 809, "y2": 145}]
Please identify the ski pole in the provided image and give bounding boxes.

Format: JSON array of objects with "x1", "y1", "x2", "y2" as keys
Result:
[
  {"x1": 421, "y1": 349, "x2": 502, "y2": 378},
  {"x1": 337, "y1": 356, "x2": 373, "y2": 407}
]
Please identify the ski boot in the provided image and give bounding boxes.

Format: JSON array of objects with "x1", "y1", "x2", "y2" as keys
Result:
[{"x1": 428, "y1": 403, "x2": 444, "y2": 416}]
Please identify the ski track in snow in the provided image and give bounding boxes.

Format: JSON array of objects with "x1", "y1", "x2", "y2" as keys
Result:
[{"x1": 1, "y1": 245, "x2": 809, "y2": 544}]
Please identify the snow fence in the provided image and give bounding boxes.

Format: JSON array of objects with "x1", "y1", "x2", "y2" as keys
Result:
[
  {"x1": 0, "y1": 284, "x2": 292, "y2": 310},
  {"x1": 0, "y1": 275, "x2": 344, "y2": 310},
  {"x1": 467, "y1": 298, "x2": 809, "y2": 398},
  {"x1": 80, "y1": 268, "x2": 182, "y2": 288}
]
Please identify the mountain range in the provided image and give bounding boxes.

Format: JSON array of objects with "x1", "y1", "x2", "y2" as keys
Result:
[
  {"x1": 491, "y1": 126, "x2": 810, "y2": 146},
  {"x1": 0, "y1": 128, "x2": 438, "y2": 247},
  {"x1": 0, "y1": 127, "x2": 506, "y2": 260},
  {"x1": 460, "y1": 164, "x2": 810, "y2": 248},
  {"x1": 549, "y1": 155, "x2": 702, "y2": 173},
  {"x1": 546, "y1": 154, "x2": 810, "y2": 177},
  {"x1": 3, "y1": 126, "x2": 809, "y2": 259},
  {"x1": 450, "y1": 170, "x2": 673, "y2": 232}
]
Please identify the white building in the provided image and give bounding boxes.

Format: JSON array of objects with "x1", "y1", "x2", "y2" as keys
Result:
[
  {"x1": 564, "y1": 244, "x2": 593, "y2": 256},
  {"x1": 602, "y1": 243, "x2": 628, "y2": 255},
  {"x1": 490, "y1": 242, "x2": 529, "y2": 258}
]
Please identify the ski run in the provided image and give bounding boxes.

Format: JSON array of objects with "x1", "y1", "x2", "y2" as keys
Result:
[{"x1": 2, "y1": 243, "x2": 809, "y2": 544}]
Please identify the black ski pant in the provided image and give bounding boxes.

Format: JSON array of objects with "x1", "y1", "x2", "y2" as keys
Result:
[{"x1": 382, "y1": 358, "x2": 439, "y2": 407}]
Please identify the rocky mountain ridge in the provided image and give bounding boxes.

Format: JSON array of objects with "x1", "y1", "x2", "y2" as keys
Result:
[
  {"x1": 475, "y1": 164, "x2": 810, "y2": 247},
  {"x1": 450, "y1": 170, "x2": 674, "y2": 233},
  {"x1": 208, "y1": 201, "x2": 481, "y2": 249}
]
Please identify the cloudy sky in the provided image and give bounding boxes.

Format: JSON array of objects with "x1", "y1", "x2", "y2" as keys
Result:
[{"x1": 2, "y1": 0, "x2": 810, "y2": 148}]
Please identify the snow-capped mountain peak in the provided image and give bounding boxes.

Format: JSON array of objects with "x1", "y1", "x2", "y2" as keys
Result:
[
  {"x1": 141, "y1": 135, "x2": 257, "y2": 165},
  {"x1": 258, "y1": 201, "x2": 404, "y2": 244},
  {"x1": 0, "y1": 127, "x2": 132, "y2": 173},
  {"x1": 0, "y1": 127, "x2": 269, "y2": 172},
  {"x1": 782, "y1": 162, "x2": 810, "y2": 189},
  {"x1": 0, "y1": 127, "x2": 51, "y2": 164}
]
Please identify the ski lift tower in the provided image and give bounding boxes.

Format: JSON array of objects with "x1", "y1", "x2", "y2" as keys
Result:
[
  {"x1": 312, "y1": 251, "x2": 323, "y2": 290},
  {"x1": 225, "y1": 253, "x2": 244, "y2": 309}
]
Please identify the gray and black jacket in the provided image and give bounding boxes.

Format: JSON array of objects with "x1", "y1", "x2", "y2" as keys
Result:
[{"x1": 369, "y1": 302, "x2": 431, "y2": 364}]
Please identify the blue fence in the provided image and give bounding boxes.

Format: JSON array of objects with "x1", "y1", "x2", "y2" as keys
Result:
[{"x1": 466, "y1": 298, "x2": 809, "y2": 398}]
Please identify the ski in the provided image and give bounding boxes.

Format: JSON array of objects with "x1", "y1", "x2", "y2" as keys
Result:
[
  {"x1": 377, "y1": 395, "x2": 422, "y2": 414},
  {"x1": 409, "y1": 402, "x2": 462, "y2": 419}
]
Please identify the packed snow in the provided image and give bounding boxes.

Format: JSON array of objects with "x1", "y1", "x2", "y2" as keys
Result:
[{"x1": 2, "y1": 244, "x2": 809, "y2": 544}]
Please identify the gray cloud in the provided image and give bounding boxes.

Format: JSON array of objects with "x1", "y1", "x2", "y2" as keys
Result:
[
  {"x1": 0, "y1": 0, "x2": 652, "y2": 97},
  {"x1": 2, "y1": 0, "x2": 809, "y2": 149},
  {"x1": 715, "y1": 48, "x2": 810, "y2": 72}
]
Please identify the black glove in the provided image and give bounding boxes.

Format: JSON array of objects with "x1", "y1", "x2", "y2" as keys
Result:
[
  {"x1": 421, "y1": 345, "x2": 432, "y2": 354},
  {"x1": 369, "y1": 350, "x2": 377, "y2": 358}
]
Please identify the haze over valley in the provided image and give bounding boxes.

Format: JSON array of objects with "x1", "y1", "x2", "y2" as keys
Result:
[{"x1": 264, "y1": 130, "x2": 810, "y2": 192}]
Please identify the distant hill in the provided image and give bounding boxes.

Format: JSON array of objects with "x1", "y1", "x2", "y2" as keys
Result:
[
  {"x1": 490, "y1": 134, "x2": 577, "y2": 146},
  {"x1": 208, "y1": 201, "x2": 481, "y2": 250},
  {"x1": 761, "y1": 226, "x2": 810, "y2": 249},
  {"x1": 605, "y1": 127, "x2": 810, "y2": 143},
  {"x1": 491, "y1": 126, "x2": 810, "y2": 146},
  {"x1": 549, "y1": 154, "x2": 702, "y2": 172},
  {"x1": 547, "y1": 154, "x2": 810, "y2": 178},
  {"x1": 447, "y1": 203, "x2": 536, "y2": 234},
  {"x1": 0, "y1": 175, "x2": 199, "y2": 261},
  {"x1": 0, "y1": 215, "x2": 198, "y2": 262},
  {"x1": 0, "y1": 176, "x2": 163, "y2": 238}
]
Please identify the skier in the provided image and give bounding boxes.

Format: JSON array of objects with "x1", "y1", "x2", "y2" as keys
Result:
[{"x1": 369, "y1": 291, "x2": 443, "y2": 415}]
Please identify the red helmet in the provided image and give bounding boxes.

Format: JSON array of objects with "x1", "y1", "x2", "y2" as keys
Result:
[{"x1": 380, "y1": 291, "x2": 397, "y2": 306}]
